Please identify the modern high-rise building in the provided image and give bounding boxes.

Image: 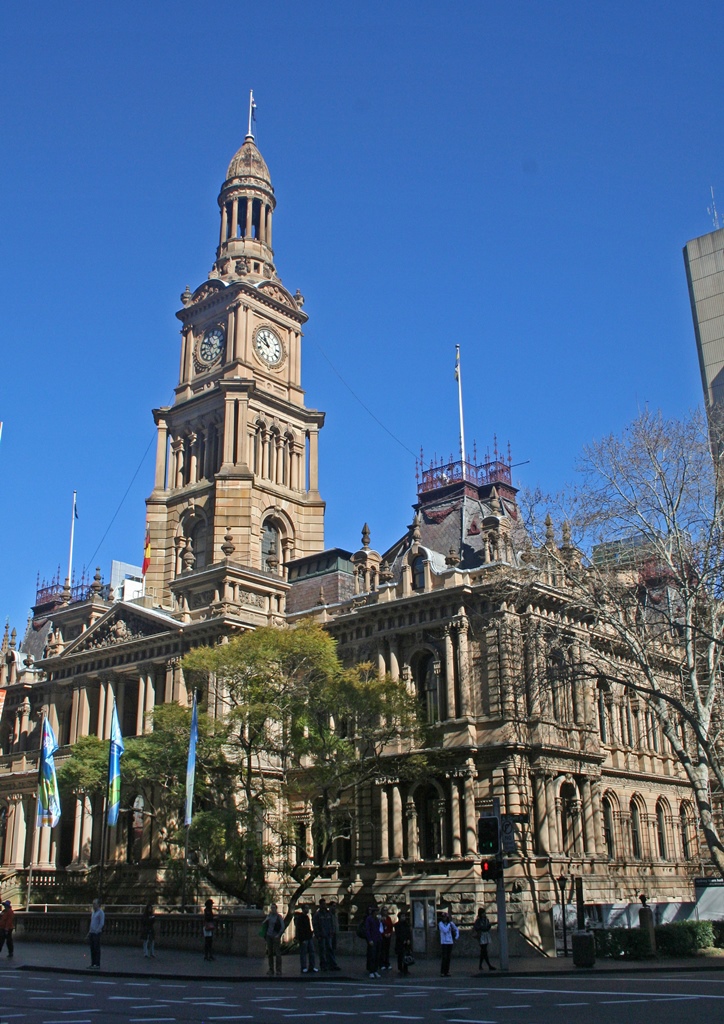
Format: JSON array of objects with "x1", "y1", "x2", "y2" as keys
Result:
[{"x1": 683, "y1": 226, "x2": 724, "y2": 421}]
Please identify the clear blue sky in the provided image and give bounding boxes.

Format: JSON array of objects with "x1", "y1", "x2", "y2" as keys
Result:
[{"x1": 1, "y1": 1, "x2": 720, "y2": 633}]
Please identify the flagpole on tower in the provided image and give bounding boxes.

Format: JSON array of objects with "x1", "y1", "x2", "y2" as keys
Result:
[
  {"x1": 455, "y1": 346, "x2": 466, "y2": 465},
  {"x1": 247, "y1": 89, "x2": 256, "y2": 138},
  {"x1": 67, "y1": 491, "x2": 77, "y2": 588}
]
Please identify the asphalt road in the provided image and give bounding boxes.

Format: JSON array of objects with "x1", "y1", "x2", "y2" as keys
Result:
[{"x1": 0, "y1": 971, "x2": 723, "y2": 1024}]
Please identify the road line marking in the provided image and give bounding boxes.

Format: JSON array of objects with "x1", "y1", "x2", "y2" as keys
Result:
[{"x1": 494, "y1": 1006, "x2": 532, "y2": 1010}]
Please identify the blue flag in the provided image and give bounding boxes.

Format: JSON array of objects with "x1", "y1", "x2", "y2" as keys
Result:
[
  {"x1": 37, "y1": 718, "x2": 61, "y2": 828},
  {"x1": 107, "y1": 702, "x2": 124, "y2": 826},
  {"x1": 185, "y1": 691, "x2": 198, "y2": 827}
]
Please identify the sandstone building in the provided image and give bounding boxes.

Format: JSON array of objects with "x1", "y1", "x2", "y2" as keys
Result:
[{"x1": 0, "y1": 128, "x2": 705, "y2": 950}]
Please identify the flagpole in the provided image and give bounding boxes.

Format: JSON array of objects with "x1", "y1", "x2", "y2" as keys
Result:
[
  {"x1": 247, "y1": 89, "x2": 255, "y2": 137},
  {"x1": 67, "y1": 491, "x2": 77, "y2": 586},
  {"x1": 98, "y1": 736, "x2": 112, "y2": 902},
  {"x1": 27, "y1": 712, "x2": 46, "y2": 911},
  {"x1": 455, "y1": 345, "x2": 466, "y2": 465}
]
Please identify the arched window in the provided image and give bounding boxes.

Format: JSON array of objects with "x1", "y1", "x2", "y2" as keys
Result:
[
  {"x1": 597, "y1": 679, "x2": 609, "y2": 743},
  {"x1": 548, "y1": 649, "x2": 572, "y2": 723},
  {"x1": 191, "y1": 521, "x2": 209, "y2": 569},
  {"x1": 629, "y1": 798, "x2": 642, "y2": 860},
  {"x1": 261, "y1": 520, "x2": 281, "y2": 574},
  {"x1": 680, "y1": 802, "x2": 693, "y2": 860},
  {"x1": 412, "y1": 651, "x2": 439, "y2": 724},
  {"x1": 559, "y1": 781, "x2": 579, "y2": 855},
  {"x1": 656, "y1": 800, "x2": 668, "y2": 859},
  {"x1": 602, "y1": 796, "x2": 616, "y2": 859},
  {"x1": 412, "y1": 556, "x2": 425, "y2": 591}
]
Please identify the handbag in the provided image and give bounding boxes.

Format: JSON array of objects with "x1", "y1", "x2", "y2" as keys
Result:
[{"x1": 403, "y1": 952, "x2": 415, "y2": 966}]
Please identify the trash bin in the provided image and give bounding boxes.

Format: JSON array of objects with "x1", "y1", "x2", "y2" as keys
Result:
[{"x1": 571, "y1": 930, "x2": 596, "y2": 968}]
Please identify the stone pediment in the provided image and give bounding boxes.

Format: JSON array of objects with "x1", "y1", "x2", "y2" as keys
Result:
[
  {"x1": 256, "y1": 280, "x2": 297, "y2": 310},
  {"x1": 60, "y1": 604, "x2": 178, "y2": 657}
]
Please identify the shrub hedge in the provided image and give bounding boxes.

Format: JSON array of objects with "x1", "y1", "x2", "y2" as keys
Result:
[{"x1": 594, "y1": 919, "x2": 719, "y2": 959}]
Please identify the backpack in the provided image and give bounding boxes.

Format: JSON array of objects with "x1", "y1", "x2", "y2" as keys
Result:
[{"x1": 356, "y1": 919, "x2": 367, "y2": 939}]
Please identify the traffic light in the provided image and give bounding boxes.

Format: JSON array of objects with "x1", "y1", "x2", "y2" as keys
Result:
[
  {"x1": 477, "y1": 815, "x2": 500, "y2": 856},
  {"x1": 481, "y1": 857, "x2": 502, "y2": 881}
]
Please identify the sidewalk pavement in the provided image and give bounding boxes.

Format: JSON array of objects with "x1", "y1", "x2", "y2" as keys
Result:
[{"x1": 1, "y1": 940, "x2": 722, "y2": 981}]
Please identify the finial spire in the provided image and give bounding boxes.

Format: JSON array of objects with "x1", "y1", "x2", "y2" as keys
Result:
[
  {"x1": 455, "y1": 345, "x2": 466, "y2": 465},
  {"x1": 247, "y1": 89, "x2": 257, "y2": 139}
]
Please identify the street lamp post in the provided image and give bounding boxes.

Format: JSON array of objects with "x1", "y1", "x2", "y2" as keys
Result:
[{"x1": 558, "y1": 874, "x2": 568, "y2": 957}]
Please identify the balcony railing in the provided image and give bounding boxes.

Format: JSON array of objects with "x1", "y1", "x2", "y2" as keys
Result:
[{"x1": 418, "y1": 456, "x2": 512, "y2": 495}]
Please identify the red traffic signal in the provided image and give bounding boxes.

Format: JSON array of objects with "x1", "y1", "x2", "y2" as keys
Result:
[{"x1": 481, "y1": 857, "x2": 502, "y2": 881}]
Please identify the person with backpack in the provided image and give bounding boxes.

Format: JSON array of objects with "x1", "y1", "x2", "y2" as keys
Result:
[
  {"x1": 438, "y1": 911, "x2": 459, "y2": 977},
  {"x1": 473, "y1": 907, "x2": 496, "y2": 971}
]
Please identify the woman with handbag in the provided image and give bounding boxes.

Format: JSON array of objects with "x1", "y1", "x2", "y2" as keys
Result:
[
  {"x1": 473, "y1": 907, "x2": 496, "y2": 971},
  {"x1": 394, "y1": 909, "x2": 413, "y2": 975}
]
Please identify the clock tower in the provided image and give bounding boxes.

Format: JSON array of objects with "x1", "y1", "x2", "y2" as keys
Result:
[{"x1": 144, "y1": 129, "x2": 325, "y2": 622}]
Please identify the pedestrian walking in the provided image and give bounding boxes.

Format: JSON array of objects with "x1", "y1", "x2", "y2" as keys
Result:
[
  {"x1": 394, "y1": 909, "x2": 412, "y2": 975},
  {"x1": 293, "y1": 904, "x2": 318, "y2": 974},
  {"x1": 379, "y1": 906, "x2": 394, "y2": 971},
  {"x1": 86, "y1": 898, "x2": 105, "y2": 969},
  {"x1": 473, "y1": 908, "x2": 496, "y2": 971},
  {"x1": 203, "y1": 898, "x2": 215, "y2": 961},
  {"x1": 263, "y1": 902, "x2": 285, "y2": 976},
  {"x1": 438, "y1": 911, "x2": 459, "y2": 977},
  {"x1": 364, "y1": 905, "x2": 383, "y2": 978},
  {"x1": 0, "y1": 900, "x2": 15, "y2": 959},
  {"x1": 313, "y1": 899, "x2": 340, "y2": 971},
  {"x1": 142, "y1": 903, "x2": 156, "y2": 958}
]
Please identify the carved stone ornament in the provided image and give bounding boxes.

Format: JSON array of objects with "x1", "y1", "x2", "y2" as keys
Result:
[
  {"x1": 74, "y1": 614, "x2": 155, "y2": 652},
  {"x1": 239, "y1": 590, "x2": 265, "y2": 608},
  {"x1": 235, "y1": 258, "x2": 249, "y2": 276},
  {"x1": 191, "y1": 281, "x2": 226, "y2": 305},
  {"x1": 189, "y1": 589, "x2": 216, "y2": 610},
  {"x1": 257, "y1": 281, "x2": 294, "y2": 309}
]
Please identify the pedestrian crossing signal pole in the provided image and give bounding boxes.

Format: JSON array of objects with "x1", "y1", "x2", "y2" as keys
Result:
[{"x1": 478, "y1": 800, "x2": 509, "y2": 970}]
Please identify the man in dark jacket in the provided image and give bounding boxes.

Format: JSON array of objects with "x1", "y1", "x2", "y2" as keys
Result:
[
  {"x1": 312, "y1": 899, "x2": 339, "y2": 971},
  {"x1": 394, "y1": 910, "x2": 412, "y2": 975},
  {"x1": 293, "y1": 905, "x2": 318, "y2": 974},
  {"x1": 262, "y1": 903, "x2": 285, "y2": 976},
  {"x1": 364, "y1": 905, "x2": 383, "y2": 978}
]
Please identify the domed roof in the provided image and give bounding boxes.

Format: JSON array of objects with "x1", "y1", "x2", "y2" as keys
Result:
[{"x1": 225, "y1": 135, "x2": 272, "y2": 186}]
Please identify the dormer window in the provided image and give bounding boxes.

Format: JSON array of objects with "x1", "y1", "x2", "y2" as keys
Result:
[{"x1": 412, "y1": 555, "x2": 425, "y2": 591}]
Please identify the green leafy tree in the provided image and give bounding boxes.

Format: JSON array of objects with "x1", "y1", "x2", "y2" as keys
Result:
[{"x1": 183, "y1": 620, "x2": 423, "y2": 912}]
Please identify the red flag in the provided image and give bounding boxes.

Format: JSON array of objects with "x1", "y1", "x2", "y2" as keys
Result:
[{"x1": 142, "y1": 527, "x2": 151, "y2": 577}]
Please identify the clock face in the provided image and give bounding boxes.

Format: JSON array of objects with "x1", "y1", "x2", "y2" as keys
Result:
[
  {"x1": 198, "y1": 326, "x2": 225, "y2": 365},
  {"x1": 254, "y1": 327, "x2": 283, "y2": 367}
]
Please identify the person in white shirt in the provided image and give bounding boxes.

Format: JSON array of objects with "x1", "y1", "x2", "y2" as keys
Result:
[
  {"x1": 438, "y1": 911, "x2": 459, "y2": 977},
  {"x1": 87, "y1": 898, "x2": 105, "y2": 969}
]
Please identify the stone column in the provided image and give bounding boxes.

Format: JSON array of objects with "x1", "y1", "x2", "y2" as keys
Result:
[
  {"x1": 463, "y1": 766, "x2": 478, "y2": 856},
  {"x1": 220, "y1": 202, "x2": 228, "y2": 244},
  {"x1": 144, "y1": 669, "x2": 156, "y2": 726},
  {"x1": 406, "y1": 797, "x2": 419, "y2": 861},
  {"x1": 136, "y1": 674, "x2": 146, "y2": 735},
  {"x1": 222, "y1": 395, "x2": 235, "y2": 466},
  {"x1": 581, "y1": 777, "x2": 596, "y2": 856},
  {"x1": 545, "y1": 775, "x2": 558, "y2": 853},
  {"x1": 70, "y1": 793, "x2": 83, "y2": 863},
  {"x1": 69, "y1": 687, "x2": 80, "y2": 745},
  {"x1": 379, "y1": 786, "x2": 389, "y2": 862},
  {"x1": 377, "y1": 646, "x2": 386, "y2": 679},
  {"x1": 391, "y1": 785, "x2": 403, "y2": 859},
  {"x1": 444, "y1": 627, "x2": 456, "y2": 719},
  {"x1": 499, "y1": 622, "x2": 516, "y2": 718},
  {"x1": 79, "y1": 793, "x2": 93, "y2": 864},
  {"x1": 38, "y1": 821, "x2": 52, "y2": 867},
  {"x1": 230, "y1": 197, "x2": 239, "y2": 238},
  {"x1": 308, "y1": 428, "x2": 319, "y2": 492},
  {"x1": 456, "y1": 618, "x2": 471, "y2": 716},
  {"x1": 154, "y1": 416, "x2": 168, "y2": 490},
  {"x1": 388, "y1": 639, "x2": 400, "y2": 682},
  {"x1": 533, "y1": 774, "x2": 549, "y2": 855},
  {"x1": 9, "y1": 795, "x2": 26, "y2": 868},
  {"x1": 266, "y1": 204, "x2": 272, "y2": 249},
  {"x1": 450, "y1": 778, "x2": 462, "y2": 857},
  {"x1": 97, "y1": 681, "x2": 106, "y2": 739},
  {"x1": 103, "y1": 681, "x2": 114, "y2": 740},
  {"x1": 77, "y1": 687, "x2": 90, "y2": 738},
  {"x1": 188, "y1": 433, "x2": 198, "y2": 483},
  {"x1": 3, "y1": 797, "x2": 18, "y2": 866},
  {"x1": 591, "y1": 780, "x2": 604, "y2": 855}
]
